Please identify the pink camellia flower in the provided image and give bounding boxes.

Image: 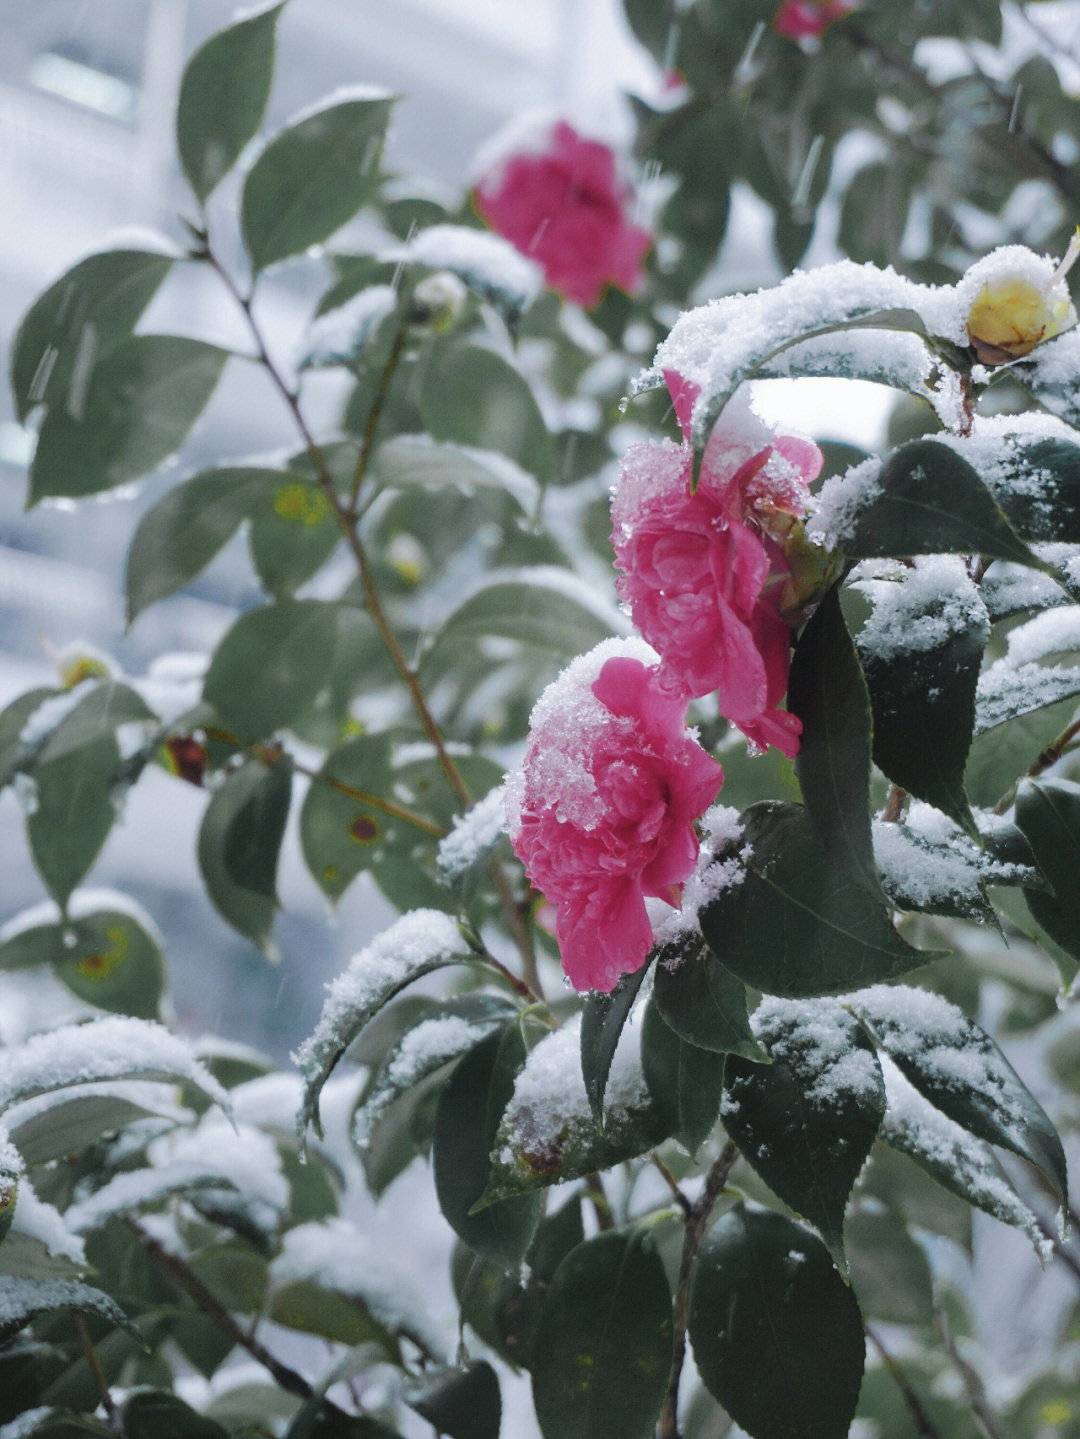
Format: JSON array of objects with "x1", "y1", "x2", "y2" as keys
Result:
[
  {"x1": 472, "y1": 118, "x2": 652, "y2": 309},
  {"x1": 504, "y1": 639, "x2": 724, "y2": 993},
  {"x1": 611, "y1": 379, "x2": 822, "y2": 758},
  {"x1": 773, "y1": 0, "x2": 858, "y2": 40}
]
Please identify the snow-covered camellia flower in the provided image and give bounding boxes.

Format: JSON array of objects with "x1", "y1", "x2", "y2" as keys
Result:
[
  {"x1": 611, "y1": 376, "x2": 822, "y2": 758},
  {"x1": 773, "y1": 0, "x2": 858, "y2": 40},
  {"x1": 504, "y1": 639, "x2": 724, "y2": 993},
  {"x1": 963, "y1": 233, "x2": 1080, "y2": 365},
  {"x1": 472, "y1": 118, "x2": 651, "y2": 309}
]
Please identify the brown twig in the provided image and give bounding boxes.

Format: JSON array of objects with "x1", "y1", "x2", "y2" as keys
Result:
[
  {"x1": 74, "y1": 1312, "x2": 125, "y2": 1437},
  {"x1": 125, "y1": 1214, "x2": 316, "y2": 1404},
  {"x1": 993, "y1": 715, "x2": 1080, "y2": 813},
  {"x1": 937, "y1": 1315, "x2": 1009, "y2": 1439},
  {"x1": 348, "y1": 320, "x2": 408, "y2": 512},
  {"x1": 658, "y1": 1141, "x2": 739, "y2": 1439},
  {"x1": 585, "y1": 1171, "x2": 615, "y2": 1231},
  {"x1": 865, "y1": 1324, "x2": 943, "y2": 1439},
  {"x1": 651, "y1": 1153, "x2": 693, "y2": 1218}
]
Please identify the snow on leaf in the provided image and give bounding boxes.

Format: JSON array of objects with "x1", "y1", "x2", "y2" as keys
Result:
[
  {"x1": 269, "y1": 1217, "x2": 447, "y2": 1358},
  {"x1": 292, "y1": 910, "x2": 474, "y2": 1140},
  {"x1": 0, "y1": 1017, "x2": 228, "y2": 1114},
  {"x1": 299, "y1": 283, "x2": 397, "y2": 370},
  {"x1": 383, "y1": 223, "x2": 543, "y2": 317},
  {"x1": 0, "y1": 1276, "x2": 130, "y2": 1335},
  {"x1": 7, "y1": 1179, "x2": 84, "y2": 1266},
  {"x1": 852, "y1": 985, "x2": 1067, "y2": 1209},
  {"x1": 876, "y1": 1054, "x2": 1051, "y2": 1261},
  {"x1": 436, "y1": 784, "x2": 506, "y2": 880},
  {"x1": 975, "y1": 660, "x2": 1080, "y2": 734}
]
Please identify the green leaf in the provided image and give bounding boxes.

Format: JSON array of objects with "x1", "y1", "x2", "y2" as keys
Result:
[
  {"x1": 404, "y1": 1363, "x2": 501, "y2": 1439},
  {"x1": 12, "y1": 249, "x2": 174, "y2": 423},
  {"x1": 857, "y1": 565, "x2": 988, "y2": 833},
  {"x1": 853, "y1": 985, "x2": 1068, "y2": 1209},
  {"x1": 6, "y1": 1091, "x2": 180, "y2": 1166},
  {"x1": 121, "y1": 1392, "x2": 230, "y2": 1439},
  {"x1": 247, "y1": 477, "x2": 339, "y2": 596},
  {"x1": 651, "y1": 937, "x2": 767, "y2": 1059},
  {"x1": 32, "y1": 682, "x2": 155, "y2": 765},
  {"x1": 982, "y1": 436, "x2": 1080, "y2": 545},
  {"x1": 531, "y1": 1230, "x2": 673, "y2": 1439},
  {"x1": 1015, "y1": 779, "x2": 1080, "y2": 965},
  {"x1": 125, "y1": 467, "x2": 271, "y2": 621},
  {"x1": 967, "y1": 690, "x2": 1080, "y2": 810},
  {"x1": 789, "y1": 584, "x2": 880, "y2": 892},
  {"x1": 580, "y1": 964, "x2": 651, "y2": 1122},
  {"x1": 700, "y1": 803, "x2": 927, "y2": 997},
  {"x1": 30, "y1": 336, "x2": 229, "y2": 503},
  {"x1": 974, "y1": 660, "x2": 1080, "y2": 738},
  {"x1": 688, "y1": 1206, "x2": 865, "y2": 1439},
  {"x1": 421, "y1": 342, "x2": 555, "y2": 484},
  {"x1": 241, "y1": 95, "x2": 393, "y2": 271},
  {"x1": 53, "y1": 907, "x2": 166, "y2": 1019},
  {"x1": 203, "y1": 599, "x2": 340, "y2": 739},
  {"x1": 858, "y1": 1142, "x2": 972, "y2": 1251},
  {"x1": 371, "y1": 434, "x2": 540, "y2": 515},
  {"x1": 721, "y1": 998, "x2": 885, "y2": 1271},
  {"x1": 0, "y1": 687, "x2": 57, "y2": 788},
  {"x1": 27, "y1": 736, "x2": 119, "y2": 905},
  {"x1": 298, "y1": 732, "x2": 396, "y2": 901},
  {"x1": 176, "y1": 3, "x2": 285, "y2": 203},
  {"x1": 422, "y1": 576, "x2": 615, "y2": 682},
  {"x1": 842, "y1": 439, "x2": 1053, "y2": 572},
  {"x1": 845, "y1": 1206, "x2": 934, "y2": 1327},
  {"x1": 0, "y1": 1278, "x2": 130, "y2": 1342},
  {"x1": 641, "y1": 997, "x2": 725, "y2": 1155},
  {"x1": 197, "y1": 758, "x2": 291, "y2": 946},
  {"x1": 433, "y1": 1025, "x2": 543, "y2": 1269}
]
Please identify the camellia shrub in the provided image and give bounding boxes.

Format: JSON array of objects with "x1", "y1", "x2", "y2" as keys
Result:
[{"x1": 4, "y1": 4, "x2": 1080, "y2": 1439}]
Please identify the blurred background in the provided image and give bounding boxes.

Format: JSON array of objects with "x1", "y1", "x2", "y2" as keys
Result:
[{"x1": 0, "y1": 0, "x2": 655, "y2": 1054}]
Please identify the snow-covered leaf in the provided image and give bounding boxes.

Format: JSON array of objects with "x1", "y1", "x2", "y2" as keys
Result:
[
  {"x1": 852, "y1": 986, "x2": 1067, "y2": 1211},
  {"x1": 0, "y1": 1126, "x2": 21, "y2": 1246},
  {"x1": 385, "y1": 223, "x2": 543, "y2": 322},
  {"x1": 267, "y1": 1218, "x2": 445, "y2": 1359},
  {"x1": 856, "y1": 556, "x2": 988, "y2": 834},
  {"x1": 974, "y1": 659, "x2": 1080, "y2": 735},
  {"x1": 294, "y1": 910, "x2": 475, "y2": 1138},
  {"x1": 580, "y1": 965, "x2": 652, "y2": 1123},
  {"x1": 481, "y1": 1016, "x2": 665, "y2": 1206},
  {"x1": 0, "y1": 1017, "x2": 228, "y2": 1116},
  {"x1": 371, "y1": 435, "x2": 540, "y2": 515},
  {"x1": 0, "y1": 1277, "x2": 130, "y2": 1339},
  {"x1": 5, "y1": 1086, "x2": 188, "y2": 1167},
  {"x1": 874, "y1": 1054, "x2": 1051, "y2": 1258},
  {"x1": 721, "y1": 998, "x2": 885, "y2": 1271}
]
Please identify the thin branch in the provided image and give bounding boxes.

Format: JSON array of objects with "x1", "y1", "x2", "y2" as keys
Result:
[
  {"x1": 993, "y1": 715, "x2": 1080, "y2": 813},
  {"x1": 74, "y1": 1312, "x2": 125, "y2": 1437},
  {"x1": 937, "y1": 1315, "x2": 1009, "y2": 1439},
  {"x1": 204, "y1": 727, "x2": 446, "y2": 838},
  {"x1": 348, "y1": 320, "x2": 408, "y2": 513},
  {"x1": 651, "y1": 1154, "x2": 693, "y2": 1219},
  {"x1": 585, "y1": 1172, "x2": 615, "y2": 1231},
  {"x1": 865, "y1": 1324, "x2": 943, "y2": 1439},
  {"x1": 658, "y1": 1141, "x2": 739, "y2": 1439},
  {"x1": 125, "y1": 1214, "x2": 316, "y2": 1404}
]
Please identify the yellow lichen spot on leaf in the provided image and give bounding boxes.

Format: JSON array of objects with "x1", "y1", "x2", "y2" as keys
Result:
[
  {"x1": 1042, "y1": 1400, "x2": 1073, "y2": 1427},
  {"x1": 273, "y1": 483, "x2": 331, "y2": 527},
  {"x1": 323, "y1": 865, "x2": 339, "y2": 883},
  {"x1": 77, "y1": 924, "x2": 128, "y2": 980}
]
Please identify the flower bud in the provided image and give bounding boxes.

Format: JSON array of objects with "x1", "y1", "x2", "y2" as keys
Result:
[
  {"x1": 411, "y1": 270, "x2": 468, "y2": 331},
  {"x1": 55, "y1": 643, "x2": 116, "y2": 689},
  {"x1": 777, "y1": 521, "x2": 844, "y2": 620},
  {"x1": 964, "y1": 233, "x2": 1080, "y2": 365}
]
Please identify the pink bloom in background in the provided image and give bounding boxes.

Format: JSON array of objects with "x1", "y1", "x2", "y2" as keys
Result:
[
  {"x1": 505, "y1": 640, "x2": 724, "y2": 992},
  {"x1": 611, "y1": 380, "x2": 822, "y2": 758},
  {"x1": 773, "y1": 0, "x2": 858, "y2": 40},
  {"x1": 472, "y1": 119, "x2": 652, "y2": 309}
]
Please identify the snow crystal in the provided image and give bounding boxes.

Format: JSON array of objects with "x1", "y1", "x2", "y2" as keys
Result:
[
  {"x1": 384, "y1": 224, "x2": 543, "y2": 307},
  {"x1": 10, "y1": 1179, "x2": 85, "y2": 1264},
  {"x1": 66, "y1": 1117, "x2": 286, "y2": 1235},
  {"x1": 975, "y1": 659, "x2": 1080, "y2": 734},
  {"x1": 504, "y1": 636, "x2": 657, "y2": 839},
  {"x1": 653, "y1": 805, "x2": 746, "y2": 945},
  {"x1": 499, "y1": 1013, "x2": 649, "y2": 1165},
  {"x1": 0, "y1": 1277, "x2": 122, "y2": 1330},
  {"x1": 292, "y1": 910, "x2": 467, "y2": 1083},
  {"x1": 806, "y1": 455, "x2": 882, "y2": 546},
  {"x1": 437, "y1": 784, "x2": 506, "y2": 878},
  {"x1": 1006, "y1": 606, "x2": 1080, "y2": 667},
  {"x1": 353, "y1": 1014, "x2": 484, "y2": 1147},
  {"x1": 877, "y1": 1052, "x2": 1052, "y2": 1262},
  {"x1": 873, "y1": 820, "x2": 982, "y2": 910},
  {"x1": 300, "y1": 284, "x2": 397, "y2": 367},
  {"x1": 856, "y1": 556, "x2": 988, "y2": 661},
  {"x1": 980, "y1": 562, "x2": 1068, "y2": 619},
  {"x1": 272, "y1": 1218, "x2": 446, "y2": 1357},
  {"x1": 748, "y1": 998, "x2": 881, "y2": 1106},
  {"x1": 0, "y1": 1017, "x2": 228, "y2": 1113}
]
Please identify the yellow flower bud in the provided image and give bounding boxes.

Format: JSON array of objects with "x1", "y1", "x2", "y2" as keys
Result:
[{"x1": 964, "y1": 232, "x2": 1080, "y2": 365}]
